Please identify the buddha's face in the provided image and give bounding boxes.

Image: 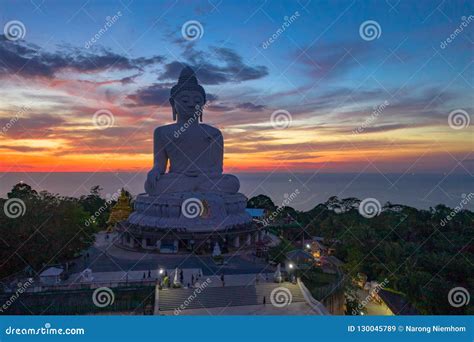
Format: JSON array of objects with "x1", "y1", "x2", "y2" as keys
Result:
[{"x1": 173, "y1": 90, "x2": 205, "y2": 121}]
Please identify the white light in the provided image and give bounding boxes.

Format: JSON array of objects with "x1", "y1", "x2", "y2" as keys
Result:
[
  {"x1": 289, "y1": 263, "x2": 294, "y2": 269},
  {"x1": 159, "y1": 268, "x2": 164, "y2": 275},
  {"x1": 306, "y1": 244, "x2": 310, "y2": 249}
]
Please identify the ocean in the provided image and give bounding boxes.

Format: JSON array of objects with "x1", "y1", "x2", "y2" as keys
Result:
[{"x1": 0, "y1": 172, "x2": 472, "y2": 211}]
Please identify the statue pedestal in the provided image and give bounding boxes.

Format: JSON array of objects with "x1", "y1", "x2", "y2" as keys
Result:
[
  {"x1": 116, "y1": 191, "x2": 257, "y2": 253},
  {"x1": 128, "y1": 192, "x2": 251, "y2": 231}
]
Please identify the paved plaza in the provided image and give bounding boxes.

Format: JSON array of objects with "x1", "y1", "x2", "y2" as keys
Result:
[{"x1": 68, "y1": 233, "x2": 274, "y2": 280}]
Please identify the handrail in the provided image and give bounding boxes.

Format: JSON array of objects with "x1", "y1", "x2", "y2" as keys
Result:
[{"x1": 297, "y1": 278, "x2": 330, "y2": 315}]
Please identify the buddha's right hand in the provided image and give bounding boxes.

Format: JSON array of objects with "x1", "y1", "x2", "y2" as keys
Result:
[{"x1": 144, "y1": 169, "x2": 161, "y2": 194}]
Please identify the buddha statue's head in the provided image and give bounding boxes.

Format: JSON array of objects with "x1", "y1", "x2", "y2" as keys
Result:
[{"x1": 170, "y1": 66, "x2": 206, "y2": 122}]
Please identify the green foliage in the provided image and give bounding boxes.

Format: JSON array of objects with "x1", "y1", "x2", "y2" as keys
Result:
[
  {"x1": 78, "y1": 186, "x2": 111, "y2": 230},
  {"x1": 247, "y1": 194, "x2": 276, "y2": 211},
  {"x1": 298, "y1": 197, "x2": 474, "y2": 315},
  {"x1": 0, "y1": 185, "x2": 98, "y2": 278},
  {"x1": 268, "y1": 239, "x2": 296, "y2": 264}
]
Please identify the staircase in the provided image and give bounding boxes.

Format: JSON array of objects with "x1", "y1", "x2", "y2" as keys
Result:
[{"x1": 158, "y1": 282, "x2": 305, "y2": 312}]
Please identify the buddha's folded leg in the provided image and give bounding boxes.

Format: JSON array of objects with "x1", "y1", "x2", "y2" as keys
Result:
[
  {"x1": 154, "y1": 174, "x2": 197, "y2": 193},
  {"x1": 197, "y1": 174, "x2": 240, "y2": 193}
]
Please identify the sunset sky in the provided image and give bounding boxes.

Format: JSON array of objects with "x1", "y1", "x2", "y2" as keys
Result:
[{"x1": 0, "y1": 0, "x2": 472, "y2": 174}]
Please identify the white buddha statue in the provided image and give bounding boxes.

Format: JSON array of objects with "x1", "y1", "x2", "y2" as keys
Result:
[
  {"x1": 144, "y1": 66, "x2": 239, "y2": 195},
  {"x1": 124, "y1": 66, "x2": 252, "y2": 243}
]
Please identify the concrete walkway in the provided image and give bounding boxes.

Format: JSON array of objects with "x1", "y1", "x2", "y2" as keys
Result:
[
  {"x1": 161, "y1": 302, "x2": 317, "y2": 316},
  {"x1": 66, "y1": 268, "x2": 275, "y2": 288}
]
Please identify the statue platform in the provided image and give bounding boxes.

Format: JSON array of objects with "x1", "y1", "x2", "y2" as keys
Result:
[{"x1": 128, "y1": 192, "x2": 251, "y2": 232}]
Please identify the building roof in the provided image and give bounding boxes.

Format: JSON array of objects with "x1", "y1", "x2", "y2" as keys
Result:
[
  {"x1": 286, "y1": 249, "x2": 313, "y2": 261},
  {"x1": 378, "y1": 289, "x2": 418, "y2": 315},
  {"x1": 245, "y1": 208, "x2": 265, "y2": 217},
  {"x1": 40, "y1": 267, "x2": 63, "y2": 277}
]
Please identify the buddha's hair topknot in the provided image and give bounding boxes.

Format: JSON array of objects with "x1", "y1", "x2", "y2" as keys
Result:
[{"x1": 170, "y1": 66, "x2": 206, "y2": 103}]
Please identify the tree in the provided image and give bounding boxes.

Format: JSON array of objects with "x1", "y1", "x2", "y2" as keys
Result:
[{"x1": 247, "y1": 195, "x2": 276, "y2": 211}]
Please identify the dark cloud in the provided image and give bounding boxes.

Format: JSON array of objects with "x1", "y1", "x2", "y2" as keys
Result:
[
  {"x1": 0, "y1": 145, "x2": 50, "y2": 152},
  {"x1": 0, "y1": 35, "x2": 164, "y2": 78},
  {"x1": 236, "y1": 102, "x2": 266, "y2": 112},
  {"x1": 297, "y1": 41, "x2": 371, "y2": 80},
  {"x1": 126, "y1": 83, "x2": 171, "y2": 107},
  {"x1": 127, "y1": 81, "x2": 219, "y2": 107},
  {"x1": 158, "y1": 46, "x2": 268, "y2": 85}
]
